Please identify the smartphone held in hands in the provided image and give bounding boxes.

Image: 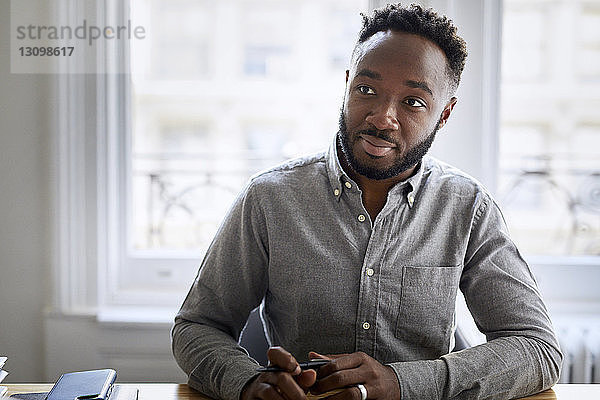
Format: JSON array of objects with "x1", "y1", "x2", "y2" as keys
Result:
[{"x1": 256, "y1": 359, "x2": 330, "y2": 373}]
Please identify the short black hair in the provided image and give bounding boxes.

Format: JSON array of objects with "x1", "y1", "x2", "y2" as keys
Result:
[{"x1": 353, "y1": 3, "x2": 468, "y2": 94}]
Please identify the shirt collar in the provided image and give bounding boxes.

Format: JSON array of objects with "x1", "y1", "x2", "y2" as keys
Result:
[{"x1": 325, "y1": 134, "x2": 426, "y2": 207}]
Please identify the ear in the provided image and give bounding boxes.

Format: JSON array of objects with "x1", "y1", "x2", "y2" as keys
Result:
[{"x1": 438, "y1": 97, "x2": 457, "y2": 129}]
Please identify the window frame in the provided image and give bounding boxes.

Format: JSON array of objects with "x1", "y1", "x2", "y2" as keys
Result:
[{"x1": 50, "y1": 0, "x2": 193, "y2": 313}]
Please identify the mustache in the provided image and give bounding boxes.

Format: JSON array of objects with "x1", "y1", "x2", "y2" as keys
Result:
[{"x1": 356, "y1": 128, "x2": 397, "y2": 145}]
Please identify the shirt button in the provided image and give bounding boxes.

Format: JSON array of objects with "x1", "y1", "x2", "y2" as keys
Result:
[
  {"x1": 358, "y1": 214, "x2": 366, "y2": 222},
  {"x1": 366, "y1": 268, "x2": 374, "y2": 276},
  {"x1": 334, "y1": 189, "x2": 340, "y2": 196},
  {"x1": 407, "y1": 193, "x2": 415, "y2": 207},
  {"x1": 362, "y1": 322, "x2": 370, "y2": 330},
  {"x1": 345, "y1": 182, "x2": 352, "y2": 189}
]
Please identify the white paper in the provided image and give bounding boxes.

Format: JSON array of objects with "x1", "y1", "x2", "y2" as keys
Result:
[{"x1": 0, "y1": 370, "x2": 8, "y2": 383}]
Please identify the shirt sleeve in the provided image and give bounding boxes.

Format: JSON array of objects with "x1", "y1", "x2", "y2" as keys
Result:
[
  {"x1": 171, "y1": 180, "x2": 268, "y2": 400},
  {"x1": 388, "y1": 195, "x2": 563, "y2": 399}
]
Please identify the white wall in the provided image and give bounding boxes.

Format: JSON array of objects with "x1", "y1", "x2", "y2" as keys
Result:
[{"x1": 0, "y1": 0, "x2": 50, "y2": 382}]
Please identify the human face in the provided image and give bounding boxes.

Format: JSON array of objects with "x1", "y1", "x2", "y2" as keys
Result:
[{"x1": 339, "y1": 30, "x2": 457, "y2": 182}]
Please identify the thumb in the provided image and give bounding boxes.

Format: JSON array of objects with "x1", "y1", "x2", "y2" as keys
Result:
[{"x1": 296, "y1": 369, "x2": 317, "y2": 389}]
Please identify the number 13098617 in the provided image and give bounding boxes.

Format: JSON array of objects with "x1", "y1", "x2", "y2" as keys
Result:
[{"x1": 19, "y1": 46, "x2": 74, "y2": 56}]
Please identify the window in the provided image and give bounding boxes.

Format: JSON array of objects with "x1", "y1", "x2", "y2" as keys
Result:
[
  {"x1": 498, "y1": 0, "x2": 600, "y2": 257},
  {"x1": 54, "y1": 0, "x2": 531, "y2": 314},
  {"x1": 112, "y1": 0, "x2": 367, "y2": 306}
]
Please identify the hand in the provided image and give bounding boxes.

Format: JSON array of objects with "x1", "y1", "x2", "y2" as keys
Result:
[
  {"x1": 308, "y1": 351, "x2": 400, "y2": 400},
  {"x1": 241, "y1": 346, "x2": 317, "y2": 400}
]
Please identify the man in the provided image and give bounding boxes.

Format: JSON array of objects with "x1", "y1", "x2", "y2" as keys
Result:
[{"x1": 172, "y1": 4, "x2": 562, "y2": 400}]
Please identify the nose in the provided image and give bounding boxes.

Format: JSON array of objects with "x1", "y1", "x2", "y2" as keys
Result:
[{"x1": 365, "y1": 99, "x2": 400, "y2": 131}]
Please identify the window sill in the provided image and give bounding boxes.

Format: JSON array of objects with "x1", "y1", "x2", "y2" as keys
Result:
[
  {"x1": 44, "y1": 306, "x2": 178, "y2": 328},
  {"x1": 96, "y1": 307, "x2": 178, "y2": 328}
]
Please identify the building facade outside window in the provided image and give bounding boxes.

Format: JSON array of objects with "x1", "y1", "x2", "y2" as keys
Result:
[
  {"x1": 498, "y1": 0, "x2": 600, "y2": 257},
  {"x1": 129, "y1": 0, "x2": 364, "y2": 256}
]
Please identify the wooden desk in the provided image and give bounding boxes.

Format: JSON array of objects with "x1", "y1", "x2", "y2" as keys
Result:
[{"x1": 4, "y1": 383, "x2": 599, "y2": 399}]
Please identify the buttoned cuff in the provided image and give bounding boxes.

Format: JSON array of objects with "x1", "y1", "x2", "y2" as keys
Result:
[{"x1": 387, "y1": 359, "x2": 448, "y2": 400}]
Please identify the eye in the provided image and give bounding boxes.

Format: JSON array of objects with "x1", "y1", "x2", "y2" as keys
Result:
[
  {"x1": 356, "y1": 85, "x2": 376, "y2": 95},
  {"x1": 404, "y1": 98, "x2": 426, "y2": 108}
]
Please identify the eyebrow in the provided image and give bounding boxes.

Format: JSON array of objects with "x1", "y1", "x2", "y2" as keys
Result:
[
  {"x1": 405, "y1": 80, "x2": 433, "y2": 96},
  {"x1": 356, "y1": 69, "x2": 382, "y2": 80}
]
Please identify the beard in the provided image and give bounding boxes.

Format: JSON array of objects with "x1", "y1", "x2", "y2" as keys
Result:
[{"x1": 337, "y1": 108, "x2": 441, "y2": 181}]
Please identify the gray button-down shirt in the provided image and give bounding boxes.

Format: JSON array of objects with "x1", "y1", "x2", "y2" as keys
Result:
[{"x1": 172, "y1": 136, "x2": 562, "y2": 400}]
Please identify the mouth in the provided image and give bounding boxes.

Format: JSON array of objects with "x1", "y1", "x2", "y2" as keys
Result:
[{"x1": 358, "y1": 134, "x2": 397, "y2": 157}]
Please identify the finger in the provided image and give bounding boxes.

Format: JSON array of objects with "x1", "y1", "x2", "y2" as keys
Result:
[
  {"x1": 309, "y1": 351, "x2": 349, "y2": 360},
  {"x1": 307, "y1": 388, "x2": 344, "y2": 399},
  {"x1": 253, "y1": 381, "x2": 287, "y2": 400},
  {"x1": 317, "y1": 352, "x2": 365, "y2": 378},
  {"x1": 261, "y1": 372, "x2": 306, "y2": 400},
  {"x1": 327, "y1": 386, "x2": 361, "y2": 400},
  {"x1": 296, "y1": 368, "x2": 317, "y2": 390},
  {"x1": 267, "y1": 346, "x2": 301, "y2": 375},
  {"x1": 308, "y1": 351, "x2": 332, "y2": 360},
  {"x1": 312, "y1": 368, "x2": 361, "y2": 394}
]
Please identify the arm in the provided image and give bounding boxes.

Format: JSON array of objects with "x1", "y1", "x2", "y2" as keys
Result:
[
  {"x1": 388, "y1": 197, "x2": 562, "y2": 399},
  {"x1": 171, "y1": 181, "x2": 269, "y2": 400},
  {"x1": 309, "y1": 195, "x2": 561, "y2": 400}
]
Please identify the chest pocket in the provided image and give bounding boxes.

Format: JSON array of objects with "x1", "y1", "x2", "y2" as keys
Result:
[{"x1": 395, "y1": 265, "x2": 461, "y2": 355}]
